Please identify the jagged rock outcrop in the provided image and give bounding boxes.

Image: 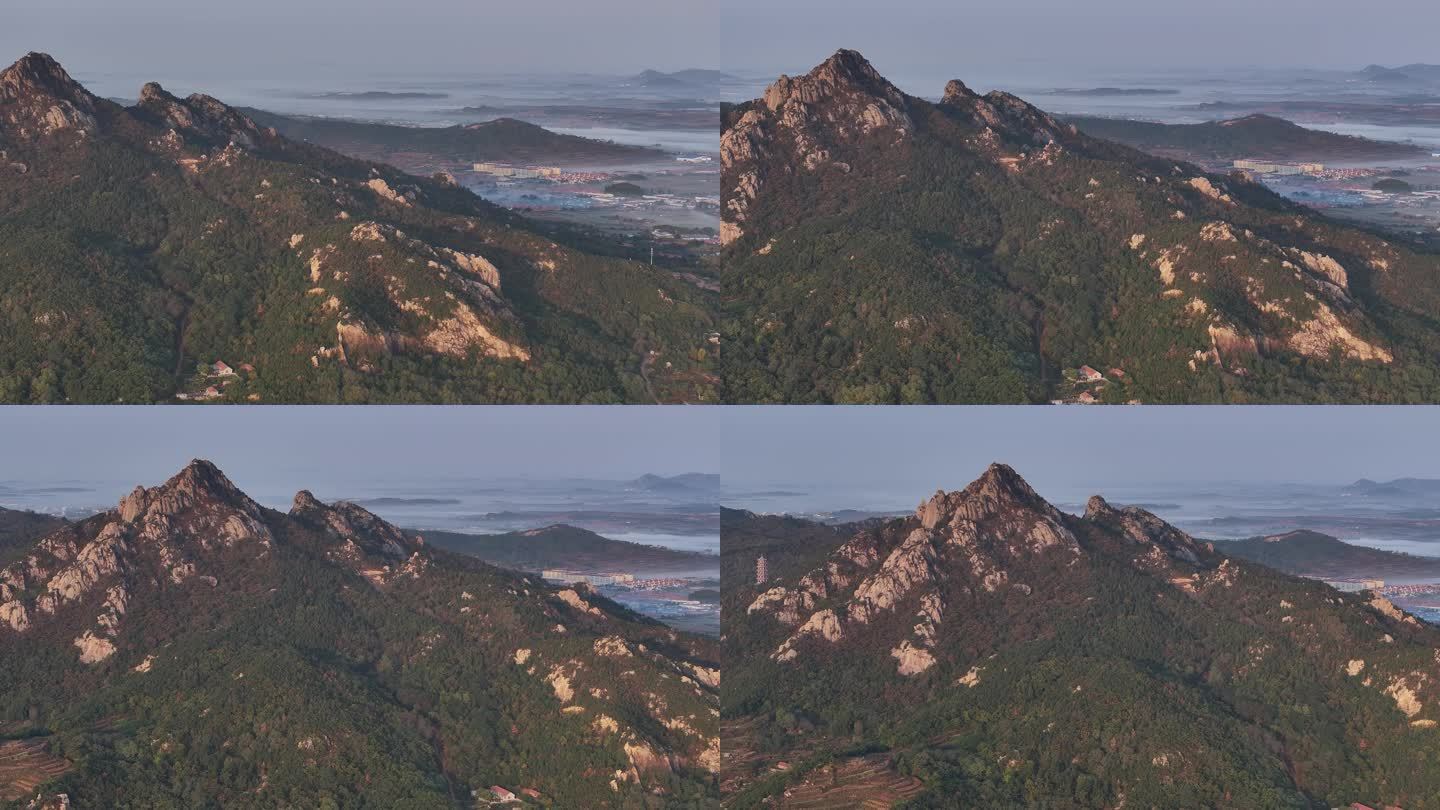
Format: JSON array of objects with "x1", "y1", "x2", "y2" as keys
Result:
[
  {"x1": 0, "y1": 460, "x2": 277, "y2": 662},
  {"x1": 721, "y1": 49, "x2": 912, "y2": 244},
  {"x1": 135, "y1": 82, "x2": 266, "y2": 147},
  {"x1": 290, "y1": 490, "x2": 416, "y2": 560},
  {"x1": 753, "y1": 464, "x2": 1232, "y2": 674},
  {"x1": 761, "y1": 464, "x2": 1091, "y2": 669},
  {"x1": 1084, "y1": 495, "x2": 1205, "y2": 564},
  {"x1": 0, "y1": 52, "x2": 103, "y2": 138}
]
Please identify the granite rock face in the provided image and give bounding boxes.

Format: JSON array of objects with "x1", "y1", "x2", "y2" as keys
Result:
[
  {"x1": 0, "y1": 52, "x2": 103, "y2": 138},
  {"x1": 748, "y1": 463, "x2": 1229, "y2": 675}
]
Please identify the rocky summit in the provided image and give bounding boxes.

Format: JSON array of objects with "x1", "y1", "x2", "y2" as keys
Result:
[
  {"x1": 724, "y1": 464, "x2": 1440, "y2": 807},
  {"x1": 721, "y1": 49, "x2": 1440, "y2": 404},
  {"x1": 0, "y1": 460, "x2": 719, "y2": 807},
  {"x1": 0, "y1": 53, "x2": 714, "y2": 405}
]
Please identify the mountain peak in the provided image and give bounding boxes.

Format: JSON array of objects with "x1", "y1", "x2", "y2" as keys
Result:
[
  {"x1": 289, "y1": 491, "x2": 416, "y2": 560},
  {"x1": 117, "y1": 459, "x2": 258, "y2": 524},
  {"x1": 1083, "y1": 494, "x2": 1116, "y2": 519},
  {"x1": 1082, "y1": 494, "x2": 1206, "y2": 563},
  {"x1": 762, "y1": 48, "x2": 905, "y2": 113},
  {"x1": 972, "y1": 461, "x2": 1034, "y2": 495},
  {"x1": 918, "y1": 463, "x2": 1050, "y2": 529},
  {"x1": 941, "y1": 78, "x2": 976, "y2": 103},
  {"x1": 137, "y1": 80, "x2": 176, "y2": 106},
  {"x1": 167, "y1": 458, "x2": 240, "y2": 496},
  {"x1": 291, "y1": 489, "x2": 324, "y2": 513},
  {"x1": 816, "y1": 49, "x2": 884, "y2": 86},
  {"x1": 0, "y1": 52, "x2": 87, "y2": 101},
  {"x1": 134, "y1": 81, "x2": 263, "y2": 147},
  {"x1": 0, "y1": 52, "x2": 101, "y2": 136}
]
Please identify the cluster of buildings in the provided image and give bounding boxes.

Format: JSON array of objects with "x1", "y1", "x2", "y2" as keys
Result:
[
  {"x1": 1232, "y1": 159, "x2": 1325, "y2": 176},
  {"x1": 626, "y1": 577, "x2": 693, "y2": 591},
  {"x1": 476, "y1": 785, "x2": 542, "y2": 805},
  {"x1": 1316, "y1": 167, "x2": 1381, "y2": 181},
  {"x1": 1377, "y1": 582, "x2": 1440, "y2": 598},
  {"x1": 538, "y1": 569, "x2": 699, "y2": 593},
  {"x1": 540, "y1": 569, "x2": 635, "y2": 587},
  {"x1": 575, "y1": 189, "x2": 719, "y2": 213},
  {"x1": 176, "y1": 360, "x2": 253, "y2": 402},
  {"x1": 1052, "y1": 365, "x2": 1134, "y2": 405},
  {"x1": 1318, "y1": 577, "x2": 1386, "y2": 593},
  {"x1": 472, "y1": 162, "x2": 563, "y2": 180}
]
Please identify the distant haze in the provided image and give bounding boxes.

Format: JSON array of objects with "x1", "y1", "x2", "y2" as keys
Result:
[
  {"x1": 723, "y1": 0, "x2": 1440, "y2": 87},
  {"x1": 4, "y1": 0, "x2": 715, "y2": 79},
  {"x1": 721, "y1": 406, "x2": 1440, "y2": 504}
]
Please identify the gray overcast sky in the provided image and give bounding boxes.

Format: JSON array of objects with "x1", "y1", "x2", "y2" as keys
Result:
[
  {"x1": 721, "y1": 406, "x2": 1440, "y2": 497},
  {"x1": 3, "y1": 0, "x2": 715, "y2": 78},
  {"x1": 723, "y1": 0, "x2": 1440, "y2": 82},
  {"x1": 0, "y1": 407, "x2": 716, "y2": 496}
]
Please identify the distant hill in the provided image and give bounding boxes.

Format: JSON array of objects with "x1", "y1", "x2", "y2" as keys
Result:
[
  {"x1": 1216, "y1": 529, "x2": 1440, "y2": 579},
  {"x1": 240, "y1": 109, "x2": 662, "y2": 166},
  {"x1": 423, "y1": 524, "x2": 714, "y2": 573},
  {"x1": 718, "y1": 507, "x2": 854, "y2": 589},
  {"x1": 0, "y1": 506, "x2": 66, "y2": 564},
  {"x1": 1360, "y1": 64, "x2": 1440, "y2": 82},
  {"x1": 1066, "y1": 113, "x2": 1426, "y2": 161},
  {"x1": 629, "y1": 472, "x2": 720, "y2": 493},
  {"x1": 634, "y1": 69, "x2": 734, "y2": 88},
  {"x1": 1344, "y1": 477, "x2": 1440, "y2": 497}
]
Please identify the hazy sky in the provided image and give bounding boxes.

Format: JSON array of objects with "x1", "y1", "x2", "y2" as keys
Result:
[
  {"x1": 721, "y1": 406, "x2": 1440, "y2": 501},
  {"x1": 0, "y1": 407, "x2": 716, "y2": 500},
  {"x1": 3, "y1": 0, "x2": 715, "y2": 79},
  {"x1": 724, "y1": 0, "x2": 1440, "y2": 85}
]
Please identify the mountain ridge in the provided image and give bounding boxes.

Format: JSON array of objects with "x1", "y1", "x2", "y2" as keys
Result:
[
  {"x1": 0, "y1": 460, "x2": 719, "y2": 806},
  {"x1": 721, "y1": 49, "x2": 1440, "y2": 404},
  {"x1": 1064, "y1": 112, "x2": 1427, "y2": 161},
  {"x1": 724, "y1": 462, "x2": 1440, "y2": 807},
  {"x1": 0, "y1": 52, "x2": 715, "y2": 404}
]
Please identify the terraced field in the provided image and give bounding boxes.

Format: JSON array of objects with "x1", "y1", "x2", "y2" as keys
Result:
[
  {"x1": 721, "y1": 717, "x2": 924, "y2": 808},
  {"x1": 775, "y1": 754, "x2": 925, "y2": 809},
  {"x1": 0, "y1": 738, "x2": 70, "y2": 802}
]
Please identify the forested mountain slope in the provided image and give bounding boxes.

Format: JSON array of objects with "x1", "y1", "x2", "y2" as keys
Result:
[
  {"x1": 721, "y1": 50, "x2": 1440, "y2": 404},
  {"x1": 0, "y1": 461, "x2": 719, "y2": 808},
  {"x1": 0, "y1": 53, "x2": 715, "y2": 404},
  {"x1": 723, "y1": 464, "x2": 1440, "y2": 807}
]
